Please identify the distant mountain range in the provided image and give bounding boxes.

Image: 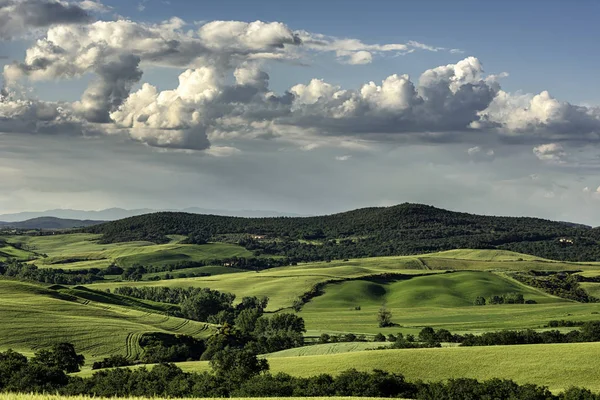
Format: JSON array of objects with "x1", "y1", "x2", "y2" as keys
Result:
[{"x1": 0, "y1": 207, "x2": 303, "y2": 224}]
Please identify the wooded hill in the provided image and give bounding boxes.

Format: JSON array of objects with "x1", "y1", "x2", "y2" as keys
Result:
[
  {"x1": 85, "y1": 203, "x2": 600, "y2": 262},
  {"x1": 0, "y1": 217, "x2": 104, "y2": 230}
]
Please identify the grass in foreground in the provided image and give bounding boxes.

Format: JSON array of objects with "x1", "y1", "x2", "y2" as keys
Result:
[{"x1": 168, "y1": 342, "x2": 600, "y2": 393}]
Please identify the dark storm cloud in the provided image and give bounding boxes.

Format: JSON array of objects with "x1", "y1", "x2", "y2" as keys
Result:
[{"x1": 0, "y1": 0, "x2": 91, "y2": 40}]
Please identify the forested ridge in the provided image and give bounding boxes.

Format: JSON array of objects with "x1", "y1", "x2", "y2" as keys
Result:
[{"x1": 85, "y1": 203, "x2": 600, "y2": 262}]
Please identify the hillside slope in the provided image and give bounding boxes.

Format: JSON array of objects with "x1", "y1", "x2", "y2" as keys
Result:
[
  {"x1": 0, "y1": 217, "x2": 104, "y2": 230},
  {"x1": 85, "y1": 203, "x2": 600, "y2": 261},
  {"x1": 0, "y1": 279, "x2": 212, "y2": 363}
]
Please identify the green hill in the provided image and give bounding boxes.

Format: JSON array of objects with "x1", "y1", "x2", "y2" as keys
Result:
[
  {"x1": 83, "y1": 203, "x2": 600, "y2": 262},
  {"x1": 4, "y1": 233, "x2": 254, "y2": 270},
  {"x1": 306, "y1": 272, "x2": 562, "y2": 309},
  {"x1": 0, "y1": 279, "x2": 212, "y2": 363},
  {"x1": 114, "y1": 342, "x2": 600, "y2": 393}
]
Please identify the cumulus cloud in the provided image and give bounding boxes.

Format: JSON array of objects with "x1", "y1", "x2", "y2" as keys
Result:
[
  {"x1": 0, "y1": 0, "x2": 92, "y2": 40},
  {"x1": 468, "y1": 146, "x2": 495, "y2": 162},
  {"x1": 474, "y1": 90, "x2": 600, "y2": 140},
  {"x1": 76, "y1": 54, "x2": 143, "y2": 123},
  {"x1": 0, "y1": 88, "x2": 94, "y2": 136},
  {"x1": 533, "y1": 143, "x2": 566, "y2": 162},
  {"x1": 3, "y1": 12, "x2": 600, "y2": 154}
]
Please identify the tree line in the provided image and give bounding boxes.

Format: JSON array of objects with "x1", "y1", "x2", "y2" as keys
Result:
[
  {"x1": 394, "y1": 323, "x2": 600, "y2": 347},
  {"x1": 1, "y1": 345, "x2": 599, "y2": 399},
  {"x1": 510, "y1": 271, "x2": 599, "y2": 303}
]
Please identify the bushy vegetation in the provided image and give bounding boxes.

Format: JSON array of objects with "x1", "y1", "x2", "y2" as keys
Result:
[
  {"x1": 474, "y1": 292, "x2": 532, "y2": 306},
  {"x1": 112, "y1": 286, "x2": 269, "y2": 324},
  {"x1": 3, "y1": 345, "x2": 600, "y2": 399},
  {"x1": 85, "y1": 203, "x2": 600, "y2": 262},
  {"x1": 403, "y1": 323, "x2": 600, "y2": 347},
  {"x1": 511, "y1": 271, "x2": 599, "y2": 303},
  {"x1": 0, "y1": 260, "x2": 107, "y2": 284}
]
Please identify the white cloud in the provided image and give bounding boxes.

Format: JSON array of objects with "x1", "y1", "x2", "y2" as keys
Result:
[
  {"x1": 335, "y1": 155, "x2": 352, "y2": 161},
  {"x1": 2, "y1": 13, "x2": 600, "y2": 154},
  {"x1": 533, "y1": 143, "x2": 566, "y2": 162},
  {"x1": 468, "y1": 146, "x2": 495, "y2": 162},
  {"x1": 78, "y1": 1, "x2": 111, "y2": 13},
  {"x1": 345, "y1": 51, "x2": 373, "y2": 65}
]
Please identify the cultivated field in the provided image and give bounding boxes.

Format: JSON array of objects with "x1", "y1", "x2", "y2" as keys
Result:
[
  {"x1": 169, "y1": 343, "x2": 600, "y2": 392},
  {"x1": 2, "y1": 234, "x2": 254, "y2": 269},
  {"x1": 0, "y1": 280, "x2": 213, "y2": 364},
  {"x1": 87, "y1": 252, "x2": 600, "y2": 334},
  {"x1": 4, "y1": 237, "x2": 600, "y2": 390}
]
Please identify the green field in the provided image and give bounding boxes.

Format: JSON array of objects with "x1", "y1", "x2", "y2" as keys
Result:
[
  {"x1": 3, "y1": 234, "x2": 254, "y2": 269},
  {"x1": 0, "y1": 243, "x2": 36, "y2": 261},
  {"x1": 0, "y1": 279, "x2": 212, "y2": 364},
  {"x1": 88, "y1": 255, "x2": 600, "y2": 334},
  {"x1": 169, "y1": 342, "x2": 600, "y2": 392},
  {"x1": 4, "y1": 238, "x2": 600, "y2": 392},
  {"x1": 269, "y1": 342, "x2": 388, "y2": 357}
]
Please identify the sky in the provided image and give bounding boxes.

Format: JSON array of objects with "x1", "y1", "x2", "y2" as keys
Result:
[{"x1": 1, "y1": 0, "x2": 600, "y2": 225}]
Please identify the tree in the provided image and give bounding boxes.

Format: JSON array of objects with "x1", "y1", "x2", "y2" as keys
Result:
[
  {"x1": 210, "y1": 348, "x2": 269, "y2": 387},
  {"x1": 474, "y1": 296, "x2": 486, "y2": 306},
  {"x1": 181, "y1": 289, "x2": 236, "y2": 322},
  {"x1": 418, "y1": 327, "x2": 437, "y2": 343},
  {"x1": 32, "y1": 343, "x2": 85, "y2": 373},
  {"x1": 377, "y1": 306, "x2": 393, "y2": 328},
  {"x1": 373, "y1": 333, "x2": 386, "y2": 342},
  {"x1": 319, "y1": 333, "x2": 331, "y2": 344},
  {"x1": 234, "y1": 308, "x2": 262, "y2": 335}
]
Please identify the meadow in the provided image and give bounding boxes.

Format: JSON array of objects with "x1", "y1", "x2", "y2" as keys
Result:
[
  {"x1": 4, "y1": 232, "x2": 600, "y2": 392},
  {"x1": 88, "y1": 251, "x2": 600, "y2": 334},
  {"x1": 166, "y1": 342, "x2": 600, "y2": 393},
  {"x1": 0, "y1": 279, "x2": 212, "y2": 364},
  {"x1": 2, "y1": 234, "x2": 254, "y2": 269}
]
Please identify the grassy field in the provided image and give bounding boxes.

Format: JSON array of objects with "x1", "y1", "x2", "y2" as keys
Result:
[
  {"x1": 269, "y1": 342, "x2": 388, "y2": 357},
  {"x1": 168, "y1": 342, "x2": 600, "y2": 392},
  {"x1": 0, "y1": 279, "x2": 212, "y2": 364},
  {"x1": 4, "y1": 239, "x2": 600, "y2": 390},
  {"x1": 89, "y1": 258, "x2": 443, "y2": 311},
  {"x1": 3, "y1": 234, "x2": 254, "y2": 269},
  {"x1": 0, "y1": 243, "x2": 36, "y2": 261},
  {"x1": 304, "y1": 271, "x2": 562, "y2": 309},
  {"x1": 89, "y1": 258, "x2": 600, "y2": 334}
]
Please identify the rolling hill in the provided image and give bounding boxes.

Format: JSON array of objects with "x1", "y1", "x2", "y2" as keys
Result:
[
  {"x1": 0, "y1": 279, "x2": 213, "y2": 363},
  {"x1": 84, "y1": 203, "x2": 600, "y2": 262},
  {"x1": 0, "y1": 217, "x2": 104, "y2": 230}
]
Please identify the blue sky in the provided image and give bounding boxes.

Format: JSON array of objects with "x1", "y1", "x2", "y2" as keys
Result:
[{"x1": 2, "y1": 0, "x2": 600, "y2": 224}]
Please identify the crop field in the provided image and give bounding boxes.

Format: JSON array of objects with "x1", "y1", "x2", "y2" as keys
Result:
[
  {"x1": 3, "y1": 234, "x2": 254, "y2": 269},
  {"x1": 170, "y1": 342, "x2": 600, "y2": 392},
  {"x1": 268, "y1": 342, "x2": 388, "y2": 357},
  {"x1": 0, "y1": 280, "x2": 212, "y2": 364},
  {"x1": 0, "y1": 243, "x2": 36, "y2": 261},
  {"x1": 88, "y1": 253, "x2": 600, "y2": 333},
  {"x1": 89, "y1": 259, "x2": 445, "y2": 311}
]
